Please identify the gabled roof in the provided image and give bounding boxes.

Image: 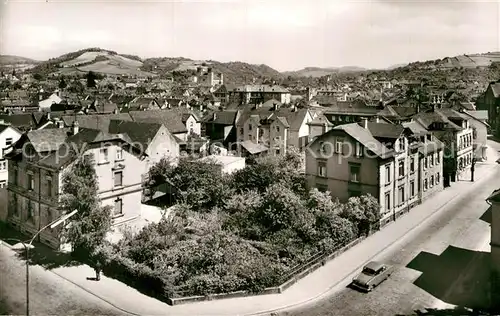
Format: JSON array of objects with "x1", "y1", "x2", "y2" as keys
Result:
[
  {"x1": 0, "y1": 113, "x2": 40, "y2": 131},
  {"x1": 412, "y1": 109, "x2": 462, "y2": 131},
  {"x1": 308, "y1": 114, "x2": 334, "y2": 127},
  {"x1": 402, "y1": 120, "x2": 429, "y2": 135},
  {"x1": 108, "y1": 120, "x2": 164, "y2": 151},
  {"x1": 239, "y1": 140, "x2": 269, "y2": 154},
  {"x1": 489, "y1": 82, "x2": 500, "y2": 98},
  {"x1": 330, "y1": 123, "x2": 393, "y2": 159},
  {"x1": 324, "y1": 100, "x2": 380, "y2": 115},
  {"x1": 202, "y1": 110, "x2": 239, "y2": 125},
  {"x1": 27, "y1": 128, "x2": 71, "y2": 152},
  {"x1": 464, "y1": 110, "x2": 488, "y2": 122},
  {"x1": 366, "y1": 122, "x2": 405, "y2": 139},
  {"x1": 61, "y1": 114, "x2": 133, "y2": 132},
  {"x1": 129, "y1": 110, "x2": 187, "y2": 134},
  {"x1": 234, "y1": 85, "x2": 289, "y2": 93}
]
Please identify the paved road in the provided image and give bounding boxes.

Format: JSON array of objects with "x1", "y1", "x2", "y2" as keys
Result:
[
  {"x1": 286, "y1": 166, "x2": 499, "y2": 316},
  {"x1": 0, "y1": 245, "x2": 125, "y2": 315}
]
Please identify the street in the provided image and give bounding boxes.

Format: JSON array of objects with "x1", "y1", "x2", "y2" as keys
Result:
[
  {"x1": 285, "y1": 165, "x2": 499, "y2": 316},
  {"x1": 0, "y1": 245, "x2": 125, "y2": 315}
]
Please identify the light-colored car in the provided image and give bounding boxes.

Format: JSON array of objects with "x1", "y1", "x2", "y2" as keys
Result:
[{"x1": 351, "y1": 261, "x2": 393, "y2": 292}]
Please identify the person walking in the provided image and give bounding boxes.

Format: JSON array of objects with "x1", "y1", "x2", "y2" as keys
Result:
[{"x1": 94, "y1": 260, "x2": 102, "y2": 281}]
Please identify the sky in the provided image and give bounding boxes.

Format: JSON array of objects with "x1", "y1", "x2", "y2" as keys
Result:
[{"x1": 0, "y1": 0, "x2": 499, "y2": 71}]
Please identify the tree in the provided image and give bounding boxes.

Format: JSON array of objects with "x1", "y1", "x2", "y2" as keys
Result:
[
  {"x1": 33, "y1": 73, "x2": 43, "y2": 81},
  {"x1": 60, "y1": 155, "x2": 112, "y2": 258},
  {"x1": 86, "y1": 71, "x2": 97, "y2": 88},
  {"x1": 58, "y1": 76, "x2": 67, "y2": 89}
]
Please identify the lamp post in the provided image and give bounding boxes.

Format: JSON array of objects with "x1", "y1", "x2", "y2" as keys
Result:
[
  {"x1": 471, "y1": 157, "x2": 476, "y2": 182},
  {"x1": 1, "y1": 209, "x2": 78, "y2": 316}
]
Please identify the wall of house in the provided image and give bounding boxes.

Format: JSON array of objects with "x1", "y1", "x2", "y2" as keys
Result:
[
  {"x1": 456, "y1": 127, "x2": 474, "y2": 176},
  {"x1": 305, "y1": 133, "x2": 379, "y2": 202},
  {"x1": 469, "y1": 120, "x2": 488, "y2": 160},
  {"x1": 186, "y1": 115, "x2": 201, "y2": 136},
  {"x1": 0, "y1": 188, "x2": 7, "y2": 221},
  {"x1": 491, "y1": 199, "x2": 500, "y2": 309},
  {"x1": 145, "y1": 125, "x2": 180, "y2": 172},
  {"x1": 420, "y1": 150, "x2": 444, "y2": 201},
  {"x1": 269, "y1": 120, "x2": 287, "y2": 155},
  {"x1": 308, "y1": 124, "x2": 329, "y2": 140},
  {"x1": 0, "y1": 127, "x2": 22, "y2": 186},
  {"x1": 87, "y1": 143, "x2": 144, "y2": 224}
]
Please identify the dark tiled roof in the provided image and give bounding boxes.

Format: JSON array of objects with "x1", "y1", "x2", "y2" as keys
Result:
[
  {"x1": 0, "y1": 124, "x2": 10, "y2": 134},
  {"x1": 366, "y1": 122, "x2": 404, "y2": 139},
  {"x1": 308, "y1": 114, "x2": 333, "y2": 126},
  {"x1": 489, "y1": 83, "x2": 500, "y2": 98},
  {"x1": 108, "y1": 120, "x2": 163, "y2": 152},
  {"x1": 413, "y1": 110, "x2": 462, "y2": 130},
  {"x1": 61, "y1": 114, "x2": 133, "y2": 131},
  {"x1": 202, "y1": 110, "x2": 239, "y2": 125},
  {"x1": 324, "y1": 100, "x2": 380, "y2": 115},
  {"x1": 129, "y1": 110, "x2": 187, "y2": 134},
  {"x1": 27, "y1": 128, "x2": 71, "y2": 152},
  {"x1": 331, "y1": 123, "x2": 394, "y2": 159},
  {"x1": 0, "y1": 114, "x2": 38, "y2": 130}
]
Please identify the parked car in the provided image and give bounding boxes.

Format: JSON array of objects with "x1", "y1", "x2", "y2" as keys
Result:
[{"x1": 351, "y1": 261, "x2": 393, "y2": 292}]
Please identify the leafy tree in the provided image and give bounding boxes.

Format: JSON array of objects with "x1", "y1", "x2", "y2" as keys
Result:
[
  {"x1": 58, "y1": 76, "x2": 67, "y2": 89},
  {"x1": 340, "y1": 194, "x2": 380, "y2": 236},
  {"x1": 86, "y1": 71, "x2": 97, "y2": 88},
  {"x1": 33, "y1": 73, "x2": 43, "y2": 81},
  {"x1": 60, "y1": 155, "x2": 112, "y2": 257},
  {"x1": 12, "y1": 69, "x2": 16, "y2": 77}
]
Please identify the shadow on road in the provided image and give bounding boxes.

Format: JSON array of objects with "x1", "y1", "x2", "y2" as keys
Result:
[
  {"x1": 0, "y1": 222, "x2": 82, "y2": 269},
  {"x1": 480, "y1": 207, "x2": 492, "y2": 224},
  {"x1": 406, "y1": 246, "x2": 493, "y2": 313},
  {"x1": 395, "y1": 306, "x2": 494, "y2": 315}
]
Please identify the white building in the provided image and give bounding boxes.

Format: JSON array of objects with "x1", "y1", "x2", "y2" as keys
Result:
[{"x1": 0, "y1": 123, "x2": 22, "y2": 188}]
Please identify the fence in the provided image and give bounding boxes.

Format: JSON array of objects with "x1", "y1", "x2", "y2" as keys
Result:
[{"x1": 166, "y1": 237, "x2": 365, "y2": 306}]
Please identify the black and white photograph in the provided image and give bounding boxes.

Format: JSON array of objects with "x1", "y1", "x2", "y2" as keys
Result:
[{"x1": 0, "y1": 0, "x2": 500, "y2": 315}]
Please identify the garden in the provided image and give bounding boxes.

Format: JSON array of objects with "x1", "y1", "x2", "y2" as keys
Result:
[{"x1": 62, "y1": 149, "x2": 381, "y2": 301}]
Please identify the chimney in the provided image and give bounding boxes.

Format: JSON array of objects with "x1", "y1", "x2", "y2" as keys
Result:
[
  {"x1": 213, "y1": 113, "x2": 217, "y2": 121},
  {"x1": 361, "y1": 118, "x2": 368, "y2": 129},
  {"x1": 72, "y1": 120, "x2": 79, "y2": 135},
  {"x1": 273, "y1": 103, "x2": 279, "y2": 111},
  {"x1": 375, "y1": 116, "x2": 380, "y2": 123},
  {"x1": 47, "y1": 112, "x2": 51, "y2": 120}
]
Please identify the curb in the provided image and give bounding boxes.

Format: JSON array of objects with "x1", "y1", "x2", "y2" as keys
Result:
[{"x1": 244, "y1": 164, "x2": 499, "y2": 316}]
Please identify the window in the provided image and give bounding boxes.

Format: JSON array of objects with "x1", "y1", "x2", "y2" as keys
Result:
[
  {"x1": 27, "y1": 201, "x2": 34, "y2": 219},
  {"x1": 13, "y1": 167, "x2": 18, "y2": 185},
  {"x1": 430, "y1": 175, "x2": 434, "y2": 187},
  {"x1": 114, "y1": 171, "x2": 123, "y2": 187},
  {"x1": 28, "y1": 174, "x2": 34, "y2": 190},
  {"x1": 46, "y1": 177, "x2": 52, "y2": 197},
  {"x1": 424, "y1": 157, "x2": 428, "y2": 169},
  {"x1": 385, "y1": 165, "x2": 391, "y2": 184},
  {"x1": 429, "y1": 154, "x2": 434, "y2": 166},
  {"x1": 355, "y1": 142, "x2": 362, "y2": 157},
  {"x1": 335, "y1": 140, "x2": 343, "y2": 154},
  {"x1": 100, "y1": 148, "x2": 109, "y2": 163},
  {"x1": 424, "y1": 179, "x2": 428, "y2": 191},
  {"x1": 410, "y1": 180, "x2": 415, "y2": 197},
  {"x1": 398, "y1": 185, "x2": 405, "y2": 205},
  {"x1": 436, "y1": 172, "x2": 440, "y2": 184},
  {"x1": 239, "y1": 128, "x2": 243, "y2": 135},
  {"x1": 317, "y1": 160, "x2": 327, "y2": 177},
  {"x1": 248, "y1": 124, "x2": 252, "y2": 131},
  {"x1": 410, "y1": 157, "x2": 415, "y2": 173},
  {"x1": 349, "y1": 163, "x2": 361, "y2": 182},
  {"x1": 275, "y1": 148, "x2": 280, "y2": 155},
  {"x1": 0, "y1": 159, "x2": 6, "y2": 170},
  {"x1": 385, "y1": 192, "x2": 391, "y2": 211},
  {"x1": 398, "y1": 139, "x2": 405, "y2": 151},
  {"x1": 116, "y1": 148, "x2": 123, "y2": 161},
  {"x1": 436, "y1": 153, "x2": 440, "y2": 164},
  {"x1": 348, "y1": 189, "x2": 361, "y2": 198},
  {"x1": 398, "y1": 160, "x2": 405, "y2": 177},
  {"x1": 276, "y1": 126, "x2": 280, "y2": 133},
  {"x1": 316, "y1": 184, "x2": 328, "y2": 192},
  {"x1": 5, "y1": 137, "x2": 13, "y2": 147},
  {"x1": 0, "y1": 180, "x2": 6, "y2": 188},
  {"x1": 114, "y1": 198, "x2": 123, "y2": 216}
]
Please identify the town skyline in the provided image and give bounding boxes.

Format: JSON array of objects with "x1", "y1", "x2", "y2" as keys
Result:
[{"x1": 1, "y1": 0, "x2": 499, "y2": 72}]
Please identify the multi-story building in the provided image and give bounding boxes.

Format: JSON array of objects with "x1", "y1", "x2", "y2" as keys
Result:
[
  {"x1": 305, "y1": 119, "x2": 424, "y2": 226},
  {"x1": 413, "y1": 107, "x2": 474, "y2": 183},
  {"x1": 0, "y1": 123, "x2": 22, "y2": 188},
  {"x1": 476, "y1": 81, "x2": 500, "y2": 136},
  {"x1": 236, "y1": 101, "x2": 313, "y2": 155},
  {"x1": 228, "y1": 85, "x2": 291, "y2": 105},
  {"x1": 5, "y1": 122, "x2": 150, "y2": 249},
  {"x1": 487, "y1": 188, "x2": 500, "y2": 310}
]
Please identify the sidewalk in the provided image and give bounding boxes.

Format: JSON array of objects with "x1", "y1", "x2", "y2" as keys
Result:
[{"x1": 4, "y1": 148, "x2": 500, "y2": 316}]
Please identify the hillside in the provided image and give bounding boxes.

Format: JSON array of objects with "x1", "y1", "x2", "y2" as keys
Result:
[
  {"x1": 142, "y1": 57, "x2": 283, "y2": 83},
  {"x1": 284, "y1": 66, "x2": 368, "y2": 78},
  {"x1": 29, "y1": 48, "x2": 154, "y2": 77},
  {"x1": 0, "y1": 55, "x2": 39, "y2": 65}
]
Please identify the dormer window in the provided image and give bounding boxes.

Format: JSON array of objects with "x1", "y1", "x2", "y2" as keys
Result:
[{"x1": 398, "y1": 139, "x2": 405, "y2": 151}]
